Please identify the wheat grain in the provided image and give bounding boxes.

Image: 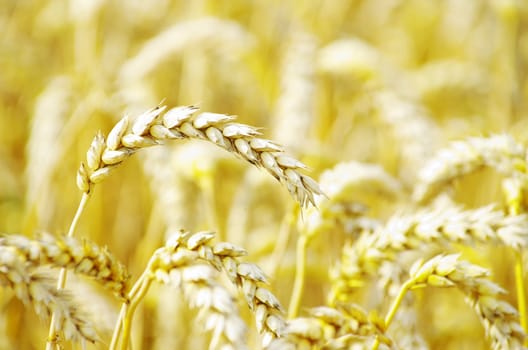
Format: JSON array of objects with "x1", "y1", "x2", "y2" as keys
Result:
[
  {"x1": 77, "y1": 105, "x2": 322, "y2": 207},
  {"x1": 414, "y1": 134, "x2": 528, "y2": 202},
  {"x1": 0, "y1": 245, "x2": 97, "y2": 343},
  {"x1": 1, "y1": 233, "x2": 129, "y2": 298}
]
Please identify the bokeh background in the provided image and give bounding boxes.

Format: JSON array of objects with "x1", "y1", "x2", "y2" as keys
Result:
[{"x1": 1, "y1": 0, "x2": 528, "y2": 349}]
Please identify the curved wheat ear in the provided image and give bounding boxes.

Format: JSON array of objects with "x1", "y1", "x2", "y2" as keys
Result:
[
  {"x1": 118, "y1": 17, "x2": 255, "y2": 83},
  {"x1": 268, "y1": 305, "x2": 392, "y2": 349},
  {"x1": 1, "y1": 233, "x2": 129, "y2": 298},
  {"x1": 407, "y1": 254, "x2": 526, "y2": 349},
  {"x1": 151, "y1": 231, "x2": 285, "y2": 347},
  {"x1": 331, "y1": 204, "x2": 528, "y2": 303},
  {"x1": 77, "y1": 105, "x2": 322, "y2": 207},
  {"x1": 0, "y1": 246, "x2": 97, "y2": 343},
  {"x1": 414, "y1": 134, "x2": 527, "y2": 202},
  {"x1": 410, "y1": 60, "x2": 488, "y2": 99}
]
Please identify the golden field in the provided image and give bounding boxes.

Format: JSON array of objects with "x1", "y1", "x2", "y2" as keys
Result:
[{"x1": 1, "y1": 1, "x2": 528, "y2": 349}]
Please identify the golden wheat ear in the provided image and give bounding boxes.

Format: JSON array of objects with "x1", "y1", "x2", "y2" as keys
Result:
[
  {"x1": 407, "y1": 254, "x2": 527, "y2": 349},
  {"x1": 1, "y1": 233, "x2": 130, "y2": 298},
  {"x1": 77, "y1": 105, "x2": 323, "y2": 207},
  {"x1": 153, "y1": 231, "x2": 286, "y2": 347},
  {"x1": 268, "y1": 304, "x2": 392, "y2": 349},
  {"x1": 0, "y1": 245, "x2": 98, "y2": 343},
  {"x1": 414, "y1": 134, "x2": 528, "y2": 203}
]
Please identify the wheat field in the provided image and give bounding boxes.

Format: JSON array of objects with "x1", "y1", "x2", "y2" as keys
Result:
[{"x1": 1, "y1": 1, "x2": 528, "y2": 349}]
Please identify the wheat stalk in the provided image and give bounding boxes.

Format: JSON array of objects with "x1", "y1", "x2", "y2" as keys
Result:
[
  {"x1": 0, "y1": 245, "x2": 97, "y2": 343},
  {"x1": 77, "y1": 104, "x2": 322, "y2": 207}
]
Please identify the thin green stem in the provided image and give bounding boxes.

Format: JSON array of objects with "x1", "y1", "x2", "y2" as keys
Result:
[
  {"x1": 384, "y1": 279, "x2": 414, "y2": 327},
  {"x1": 371, "y1": 279, "x2": 415, "y2": 350},
  {"x1": 288, "y1": 234, "x2": 308, "y2": 319},
  {"x1": 46, "y1": 192, "x2": 91, "y2": 350}
]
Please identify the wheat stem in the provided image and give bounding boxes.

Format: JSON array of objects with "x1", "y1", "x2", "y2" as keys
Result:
[
  {"x1": 109, "y1": 303, "x2": 128, "y2": 350},
  {"x1": 516, "y1": 251, "x2": 528, "y2": 344},
  {"x1": 288, "y1": 234, "x2": 308, "y2": 319},
  {"x1": 371, "y1": 279, "x2": 414, "y2": 350},
  {"x1": 119, "y1": 277, "x2": 153, "y2": 350},
  {"x1": 110, "y1": 257, "x2": 156, "y2": 350},
  {"x1": 504, "y1": 179, "x2": 527, "y2": 343},
  {"x1": 46, "y1": 192, "x2": 91, "y2": 350}
]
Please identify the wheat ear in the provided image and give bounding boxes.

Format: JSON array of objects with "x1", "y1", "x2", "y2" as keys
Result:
[
  {"x1": 0, "y1": 246, "x2": 97, "y2": 343},
  {"x1": 77, "y1": 105, "x2": 322, "y2": 207},
  {"x1": 414, "y1": 134, "x2": 527, "y2": 202},
  {"x1": 372, "y1": 254, "x2": 526, "y2": 350},
  {"x1": 1, "y1": 233, "x2": 129, "y2": 298},
  {"x1": 331, "y1": 204, "x2": 528, "y2": 304},
  {"x1": 153, "y1": 263, "x2": 248, "y2": 349},
  {"x1": 112, "y1": 231, "x2": 285, "y2": 349},
  {"x1": 269, "y1": 305, "x2": 392, "y2": 349}
]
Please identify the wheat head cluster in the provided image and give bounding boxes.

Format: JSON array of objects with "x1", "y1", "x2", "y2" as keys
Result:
[{"x1": 2, "y1": 1, "x2": 528, "y2": 349}]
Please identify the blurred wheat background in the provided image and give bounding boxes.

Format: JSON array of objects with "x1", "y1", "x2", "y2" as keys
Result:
[{"x1": 1, "y1": 0, "x2": 528, "y2": 349}]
